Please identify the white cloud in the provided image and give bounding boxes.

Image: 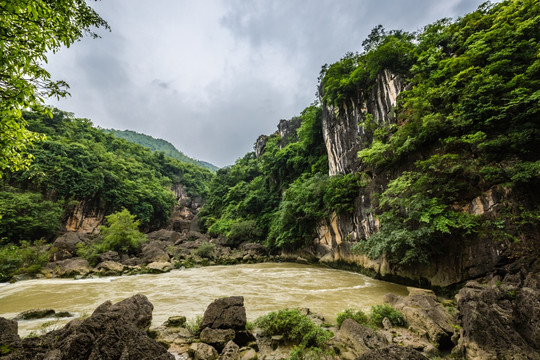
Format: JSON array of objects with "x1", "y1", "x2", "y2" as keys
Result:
[{"x1": 45, "y1": 0, "x2": 487, "y2": 167}]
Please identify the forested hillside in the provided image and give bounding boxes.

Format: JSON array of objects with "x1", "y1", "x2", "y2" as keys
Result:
[
  {"x1": 107, "y1": 129, "x2": 218, "y2": 172},
  {"x1": 199, "y1": 0, "x2": 540, "y2": 271},
  {"x1": 0, "y1": 109, "x2": 214, "y2": 244}
]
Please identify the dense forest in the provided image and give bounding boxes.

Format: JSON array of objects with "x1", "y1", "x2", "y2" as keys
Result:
[
  {"x1": 106, "y1": 129, "x2": 218, "y2": 172},
  {"x1": 199, "y1": 0, "x2": 540, "y2": 264},
  {"x1": 0, "y1": 109, "x2": 214, "y2": 245}
]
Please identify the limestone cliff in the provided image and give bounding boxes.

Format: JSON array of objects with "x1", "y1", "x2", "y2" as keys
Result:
[
  {"x1": 315, "y1": 70, "x2": 516, "y2": 287},
  {"x1": 321, "y1": 69, "x2": 405, "y2": 176}
]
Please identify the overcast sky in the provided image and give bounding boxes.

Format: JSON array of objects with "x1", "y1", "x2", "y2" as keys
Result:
[{"x1": 45, "y1": 0, "x2": 487, "y2": 168}]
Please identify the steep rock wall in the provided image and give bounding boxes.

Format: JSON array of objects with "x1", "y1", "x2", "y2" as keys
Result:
[
  {"x1": 321, "y1": 69, "x2": 404, "y2": 176},
  {"x1": 316, "y1": 69, "x2": 512, "y2": 287}
]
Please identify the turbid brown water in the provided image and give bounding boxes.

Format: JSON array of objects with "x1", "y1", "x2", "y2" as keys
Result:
[{"x1": 0, "y1": 262, "x2": 408, "y2": 336}]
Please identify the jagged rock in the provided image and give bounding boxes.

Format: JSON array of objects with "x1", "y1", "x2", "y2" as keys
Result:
[
  {"x1": 0, "y1": 317, "x2": 21, "y2": 351},
  {"x1": 95, "y1": 260, "x2": 124, "y2": 275},
  {"x1": 453, "y1": 261, "x2": 540, "y2": 360},
  {"x1": 147, "y1": 229, "x2": 181, "y2": 243},
  {"x1": 355, "y1": 345, "x2": 428, "y2": 360},
  {"x1": 146, "y1": 261, "x2": 173, "y2": 273},
  {"x1": 50, "y1": 232, "x2": 87, "y2": 261},
  {"x1": 384, "y1": 292, "x2": 454, "y2": 349},
  {"x1": 339, "y1": 319, "x2": 388, "y2": 355},
  {"x1": 239, "y1": 242, "x2": 267, "y2": 255},
  {"x1": 254, "y1": 135, "x2": 268, "y2": 158},
  {"x1": 141, "y1": 241, "x2": 171, "y2": 264},
  {"x1": 98, "y1": 250, "x2": 120, "y2": 263},
  {"x1": 201, "y1": 296, "x2": 247, "y2": 331},
  {"x1": 14, "y1": 309, "x2": 55, "y2": 320},
  {"x1": 190, "y1": 342, "x2": 218, "y2": 360},
  {"x1": 165, "y1": 316, "x2": 187, "y2": 327},
  {"x1": 234, "y1": 330, "x2": 256, "y2": 348},
  {"x1": 45, "y1": 258, "x2": 92, "y2": 277},
  {"x1": 200, "y1": 328, "x2": 235, "y2": 351},
  {"x1": 239, "y1": 348, "x2": 257, "y2": 360},
  {"x1": 5, "y1": 294, "x2": 173, "y2": 360},
  {"x1": 220, "y1": 340, "x2": 239, "y2": 360}
]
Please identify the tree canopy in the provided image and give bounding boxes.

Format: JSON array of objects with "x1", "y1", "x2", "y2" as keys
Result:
[{"x1": 0, "y1": 0, "x2": 109, "y2": 173}]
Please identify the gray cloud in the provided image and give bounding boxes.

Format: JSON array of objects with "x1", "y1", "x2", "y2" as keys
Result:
[{"x1": 45, "y1": 0, "x2": 488, "y2": 167}]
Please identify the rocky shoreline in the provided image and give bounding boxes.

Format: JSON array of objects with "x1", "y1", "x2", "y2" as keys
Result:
[
  {"x1": 2, "y1": 257, "x2": 539, "y2": 359},
  {"x1": 34, "y1": 229, "x2": 279, "y2": 281}
]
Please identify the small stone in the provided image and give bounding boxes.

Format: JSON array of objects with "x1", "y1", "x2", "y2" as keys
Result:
[
  {"x1": 14, "y1": 309, "x2": 55, "y2": 320},
  {"x1": 382, "y1": 317, "x2": 392, "y2": 330},
  {"x1": 164, "y1": 315, "x2": 187, "y2": 327},
  {"x1": 239, "y1": 348, "x2": 257, "y2": 360},
  {"x1": 189, "y1": 342, "x2": 218, "y2": 360},
  {"x1": 146, "y1": 261, "x2": 173, "y2": 273}
]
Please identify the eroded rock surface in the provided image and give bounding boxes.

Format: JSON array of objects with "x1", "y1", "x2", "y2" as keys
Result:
[
  {"x1": 453, "y1": 258, "x2": 540, "y2": 360},
  {"x1": 2, "y1": 294, "x2": 173, "y2": 360}
]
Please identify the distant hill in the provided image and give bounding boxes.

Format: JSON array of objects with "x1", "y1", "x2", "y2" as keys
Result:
[{"x1": 107, "y1": 129, "x2": 219, "y2": 172}]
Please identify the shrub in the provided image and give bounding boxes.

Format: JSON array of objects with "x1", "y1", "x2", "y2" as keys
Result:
[
  {"x1": 0, "y1": 240, "x2": 50, "y2": 281},
  {"x1": 369, "y1": 304, "x2": 405, "y2": 327},
  {"x1": 227, "y1": 220, "x2": 263, "y2": 246},
  {"x1": 77, "y1": 209, "x2": 147, "y2": 265},
  {"x1": 193, "y1": 242, "x2": 216, "y2": 258},
  {"x1": 254, "y1": 308, "x2": 332, "y2": 348},
  {"x1": 185, "y1": 315, "x2": 202, "y2": 336},
  {"x1": 336, "y1": 309, "x2": 368, "y2": 327}
]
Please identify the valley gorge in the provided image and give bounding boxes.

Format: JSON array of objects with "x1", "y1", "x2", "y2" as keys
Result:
[{"x1": 1, "y1": 0, "x2": 540, "y2": 359}]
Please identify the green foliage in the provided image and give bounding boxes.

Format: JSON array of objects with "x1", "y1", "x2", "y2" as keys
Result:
[
  {"x1": 354, "y1": 171, "x2": 479, "y2": 265},
  {"x1": 78, "y1": 209, "x2": 146, "y2": 265},
  {"x1": 193, "y1": 242, "x2": 216, "y2": 258},
  {"x1": 336, "y1": 309, "x2": 368, "y2": 327},
  {"x1": 1, "y1": 109, "x2": 214, "y2": 245},
  {"x1": 369, "y1": 304, "x2": 405, "y2": 327},
  {"x1": 185, "y1": 315, "x2": 202, "y2": 336},
  {"x1": 107, "y1": 129, "x2": 218, "y2": 172},
  {"x1": 320, "y1": 27, "x2": 417, "y2": 107},
  {"x1": 0, "y1": 240, "x2": 50, "y2": 281},
  {"x1": 198, "y1": 105, "x2": 329, "y2": 248},
  {"x1": 227, "y1": 220, "x2": 263, "y2": 246},
  {"x1": 0, "y1": 0, "x2": 108, "y2": 173},
  {"x1": 0, "y1": 188, "x2": 63, "y2": 244},
  {"x1": 255, "y1": 309, "x2": 332, "y2": 349}
]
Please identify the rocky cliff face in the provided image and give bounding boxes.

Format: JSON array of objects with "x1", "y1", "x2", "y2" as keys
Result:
[
  {"x1": 321, "y1": 69, "x2": 405, "y2": 176},
  {"x1": 315, "y1": 70, "x2": 515, "y2": 287}
]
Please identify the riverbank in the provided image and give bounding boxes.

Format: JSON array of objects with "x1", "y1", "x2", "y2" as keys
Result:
[{"x1": 1, "y1": 255, "x2": 539, "y2": 358}]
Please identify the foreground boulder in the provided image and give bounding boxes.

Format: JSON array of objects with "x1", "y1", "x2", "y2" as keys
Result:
[
  {"x1": 384, "y1": 289, "x2": 454, "y2": 349},
  {"x1": 3, "y1": 294, "x2": 173, "y2": 360},
  {"x1": 452, "y1": 258, "x2": 540, "y2": 360},
  {"x1": 201, "y1": 296, "x2": 247, "y2": 331}
]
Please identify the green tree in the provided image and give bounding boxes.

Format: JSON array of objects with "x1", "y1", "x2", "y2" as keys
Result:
[
  {"x1": 98, "y1": 208, "x2": 147, "y2": 255},
  {"x1": 0, "y1": 0, "x2": 109, "y2": 173}
]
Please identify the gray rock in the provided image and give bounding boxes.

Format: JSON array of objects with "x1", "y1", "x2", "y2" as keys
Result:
[
  {"x1": 95, "y1": 260, "x2": 124, "y2": 275},
  {"x1": 453, "y1": 262, "x2": 540, "y2": 360},
  {"x1": 190, "y1": 342, "x2": 218, "y2": 360},
  {"x1": 98, "y1": 250, "x2": 120, "y2": 263},
  {"x1": 355, "y1": 345, "x2": 428, "y2": 360},
  {"x1": 146, "y1": 261, "x2": 173, "y2": 273},
  {"x1": 0, "y1": 317, "x2": 21, "y2": 350},
  {"x1": 50, "y1": 233, "x2": 87, "y2": 261},
  {"x1": 147, "y1": 229, "x2": 181, "y2": 243},
  {"x1": 5, "y1": 294, "x2": 173, "y2": 360},
  {"x1": 141, "y1": 241, "x2": 171, "y2": 264},
  {"x1": 200, "y1": 328, "x2": 235, "y2": 352},
  {"x1": 14, "y1": 309, "x2": 55, "y2": 320},
  {"x1": 384, "y1": 292, "x2": 454, "y2": 349},
  {"x1": 164, "y1": 316, "x2": 187, "y2": 327},
  {"x1": 220, "y1": 340, "x2": 239, "y2": 360},
  {"x1": 239, "y1": 348, "x2": 257, "y2": 360},
  {"x1": 46, "y1": 258, "x2": 92, "y2": 277},
  {"x1": 339, "y1": 318, "x2": 388, "y2": 355},
  {"x1": 201, "y1": 296, "x2": 246, "y2": 331}
]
